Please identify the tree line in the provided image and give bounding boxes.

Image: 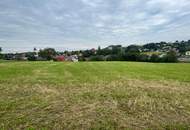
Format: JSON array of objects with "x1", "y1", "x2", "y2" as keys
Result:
[
  {"x1": 1, "y1": 40, "x2": 190, "y2": 62},
  {"x1": 79, "y1": 45, "x2": 178, "y2": 62},
  {"x1": 73, "y1": 40, "x2": 190, "y2": 62}
]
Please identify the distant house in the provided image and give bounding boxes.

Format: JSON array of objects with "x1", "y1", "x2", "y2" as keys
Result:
[
  {"x1": 178, "y1": 57, "x2": 190, "y2": 62},
  {"x1": 185, "y1": 51, "x2": 190, "y2": 56},
  {"x1": 91, "y1": 48, "x2": 97, "y2": 54},
  {"x1": 3, "y1": 53, "x2": 15, "y2": 60},
  {"x1": 55, "y1": 55, "x2": 65, "y2": 61},
  {"x1": 159, "y1": 53, "x2": 166, "y2": 58},
  {"x1": 178, "y1": 51, "x2": 190, "y2": 62},
  {"x1": 71, "y1": 55, "x2": 79, "y2": 62},
  {"x1": 15, "y1": 53, "x2": 27, "y2": 61},
  {"x1": 54, "y1": 55, "x2": 78, "y2": 62},
  {"x1": 65, "y1": 55, "x2": 78, "y2": 62},
  {"x1": 107, "y1": 46, "x2": 113, "y2": 50}
]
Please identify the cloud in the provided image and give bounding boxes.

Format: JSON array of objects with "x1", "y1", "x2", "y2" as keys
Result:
[
  {"x1": 0, "y1": 0, "x2": 190, "y2": 52},
  {"x1": 81, "y1": 0, "x2": 101, "y2": 7}
]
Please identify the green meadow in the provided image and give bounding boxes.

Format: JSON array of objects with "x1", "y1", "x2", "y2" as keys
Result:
[{"x1": 0, "y1": 61, "x2": 190, "y2": 129}]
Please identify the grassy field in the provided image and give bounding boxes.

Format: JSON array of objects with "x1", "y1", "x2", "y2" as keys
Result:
[{"x1": 0, "y1": 61, "x2": 190, "y2": 130}]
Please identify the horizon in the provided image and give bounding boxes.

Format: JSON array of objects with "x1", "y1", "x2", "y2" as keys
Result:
[
  {"x1": 1, "y1": 39, "x2": 190, "y2": 54},
  {"x1": 0, "y1": 0, "x2": 190, "y2": 53}
]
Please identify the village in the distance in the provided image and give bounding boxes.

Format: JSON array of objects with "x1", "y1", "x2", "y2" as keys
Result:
[{"x1": 1, "y1": 40, "x2": 190, "y2": 63}]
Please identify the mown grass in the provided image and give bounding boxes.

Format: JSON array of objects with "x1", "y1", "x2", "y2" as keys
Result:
[{"x1": 0, "y1": 61, "x2": 190, "y2": 130}]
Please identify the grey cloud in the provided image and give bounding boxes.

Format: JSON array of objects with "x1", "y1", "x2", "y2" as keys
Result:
[{"x1": 0, "y1": 0, "x2": 190, "y2": 52}]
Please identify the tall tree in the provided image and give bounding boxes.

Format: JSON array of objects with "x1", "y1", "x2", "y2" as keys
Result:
[
  {"x1": 164, "y1": 50, "x2": 178, "y2": 63},
  {"x1": 124, "y1": 45, "x2": 140, "y2": 61},
  {"x1": 0, "y1": 47, "x2": 2, "y2": 59},
  {"x1": 38, "y1": 48, "x2": 57, "y2": 60}
]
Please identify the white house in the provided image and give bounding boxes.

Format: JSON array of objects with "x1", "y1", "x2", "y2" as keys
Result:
[
  {"x1": 186, "y1": 51, "x2": 190, "y2": 56},
  {"x1": 65, "y1": 55, "x2": 78, "y2": 62},
  {"x1": 71, "y1": 55, "x2": 79, "y2": 62}
]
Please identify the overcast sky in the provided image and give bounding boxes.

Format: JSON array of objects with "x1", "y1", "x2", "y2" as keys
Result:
[{"x1": 0, "y1": 0, "x2": 190, "y2": 52}]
